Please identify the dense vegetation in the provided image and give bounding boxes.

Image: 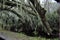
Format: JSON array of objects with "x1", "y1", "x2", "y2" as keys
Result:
[
  {"x1": 0, "y1": 0, "x2": 59, "y2": 38},
  {"x1": 0, "y1": 10, "x2": 59, "y2": 37}
]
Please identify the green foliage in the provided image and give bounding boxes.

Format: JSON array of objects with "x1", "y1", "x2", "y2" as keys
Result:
[
  {"x1": 0, "y1": 10, "x2": 58, "y2": 36},
  {"x1": 0, "y1": 0, "x2": 58, "y2": 37},
  {"x1": 46, "y1": 12, "x2": 58, "y2": 31}
]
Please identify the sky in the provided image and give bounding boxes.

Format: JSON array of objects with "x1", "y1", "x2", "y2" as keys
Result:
[
  {"x1": 25, "y1": 0, "x2": 57, "y2": 5},
  {"x1": 40, "y1": 0, "x2": 56, "y2": 4}
]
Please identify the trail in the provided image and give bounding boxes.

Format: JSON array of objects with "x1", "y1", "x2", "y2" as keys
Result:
[
  {"x1": 0, "y1": 32, "x2": 23, "y2": 40},
  {"x1": 0, "y1": 29, "x2": 30, "y2": 40}
]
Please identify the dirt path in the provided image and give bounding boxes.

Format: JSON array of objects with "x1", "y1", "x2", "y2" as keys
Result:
[
  {"x1": 0, "y1": 31, "x2": 31, "y2": 40},
  {"x1": 0, "y1": 32, "x2": 24, "y2": 40},
  {"x1": 0, "y1": 28, "x2": 30, "y2": 40}
]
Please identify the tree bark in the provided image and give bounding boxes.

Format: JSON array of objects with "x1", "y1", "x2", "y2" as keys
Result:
[{"x1": 29, "y1": 0, "x2": 52, "y2": 35}]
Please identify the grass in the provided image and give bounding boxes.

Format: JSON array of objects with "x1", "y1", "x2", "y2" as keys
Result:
[{"x1": 0, "y1": 27, "x2": 59, "y2": 40}]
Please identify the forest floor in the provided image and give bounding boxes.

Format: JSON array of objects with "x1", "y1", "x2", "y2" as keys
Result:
[{"x1": 0, "y1": 27, "x2": 59, "y2": 40}]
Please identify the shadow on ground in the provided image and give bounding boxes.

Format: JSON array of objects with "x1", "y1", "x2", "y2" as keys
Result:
[{"x1": 21, "y1": 30, "x2": 59, "y2": 39}]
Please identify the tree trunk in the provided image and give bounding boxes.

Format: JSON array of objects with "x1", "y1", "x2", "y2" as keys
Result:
[{"x1": 30, "y1": 0, "x2": 52, "y2": 35}]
